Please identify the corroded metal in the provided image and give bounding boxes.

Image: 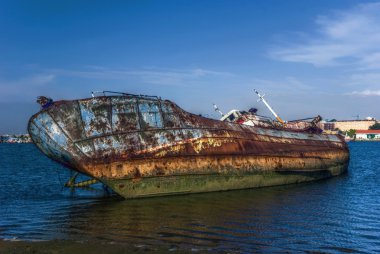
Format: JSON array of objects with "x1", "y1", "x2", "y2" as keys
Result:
[
  {"x1": 64, "y1": 172, "x2": 98, "y2": 187},
  {"x1": 28, "y1": 94, "x2": 349, "y2": 199}
]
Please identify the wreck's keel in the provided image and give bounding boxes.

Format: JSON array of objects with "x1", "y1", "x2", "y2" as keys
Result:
[
  {"x1": 98, "y1": 151, "x2": 349, "y2": 199},
  {"x1": 104, "y1": 163, "x2": 348, "y2": 199}
]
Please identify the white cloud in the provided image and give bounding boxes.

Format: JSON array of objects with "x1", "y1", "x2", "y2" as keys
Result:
[
  {"x1": 270, "y1": 2, "x2": 380, "y2": 68},
  {"x1": 28, "y1": 74, "x2": 55, "y2": 85},
  {"x1": 0, "y1": 74, "x2": 55, "y2": 101},
  {"x1": 49, "y1": 67, "x2": 234, "y2": 86},
  {"x1": 350, "y1": 72, "x2": 380, "y2": 85},
  {"x1": 251, "y1": 76, "x2": 314, "y2": 94},
  {"x1": 0, "y1": 74, "x2": 55, "y2": 90},
  {"x1": 347, "y1": 90, "x2": 380, "y2": 96},
  {"x1": 358, "y1": 52, "x2": 380, "y2": 70}
]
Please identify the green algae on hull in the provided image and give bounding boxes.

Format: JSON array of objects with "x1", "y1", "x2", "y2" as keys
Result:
[{"x1": 104, "y1": 163, "x2": 348, "y2": 199}]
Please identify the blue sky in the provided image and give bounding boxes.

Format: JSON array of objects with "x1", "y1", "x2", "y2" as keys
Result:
[{"x1": 1, "y1": 0, "x2": 380, "y2": 133}]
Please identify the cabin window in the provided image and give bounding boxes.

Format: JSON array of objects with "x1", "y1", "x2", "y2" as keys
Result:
[
  {"x1": 79, "y1": 98, "x2": 112, "y2": 137},
  {"x1": 228, "y1": 114, "x2": 236, "y2": 122},
  {"x1": 111, "y1": 98, "x2": 139, "y2": 131},
  {"x1": 161, "y1": 102, "x2": 181, "y2": 128},
  {"x1": 138, "y1": 101, "x2": 163, "y2": 128}
]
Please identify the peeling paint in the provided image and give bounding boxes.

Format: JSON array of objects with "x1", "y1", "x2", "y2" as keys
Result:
[{"x1": 28, "y1": 94, "x2": 349, "y2": 198}]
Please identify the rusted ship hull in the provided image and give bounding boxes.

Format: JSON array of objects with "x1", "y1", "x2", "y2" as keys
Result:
[{"x1": 28, "y1": 95, "x2": 349, "y2": 199}]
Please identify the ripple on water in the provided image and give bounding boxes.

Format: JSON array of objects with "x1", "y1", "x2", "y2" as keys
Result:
[{"x1": 1, "y1": 143, "x2": 380, "y2": 252}]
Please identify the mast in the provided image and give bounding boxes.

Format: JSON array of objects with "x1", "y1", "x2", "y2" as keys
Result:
[
  {"x1": 213, "y1": 103, "x2": 224, "y2": 117},
  {"x1": 254, "y1": 89, "x2": 285, "y2": 125}
]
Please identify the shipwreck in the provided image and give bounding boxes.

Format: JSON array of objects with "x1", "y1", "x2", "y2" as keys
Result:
[{"x1": 28, "y1": 91, "x2": 349, "y2": 199}]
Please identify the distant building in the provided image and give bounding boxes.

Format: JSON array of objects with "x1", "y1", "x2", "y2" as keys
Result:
[
  {"x1": 0, "y1": 134, "x2": 32, "y2": 143},
  {"x1": 323, "y1": 120, "x2": 376, "y2": 132},
  {"x1": 0, "y1": 135, "x2": 10, "y2": 143},
  {"x1": 355, "y1": 130, "x2": 380, "y2": 140},
  {"x1": 323, "y1": 122, "x2": 335, "y2": 131}
]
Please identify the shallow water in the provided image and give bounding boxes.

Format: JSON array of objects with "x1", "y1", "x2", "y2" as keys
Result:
[{"x1": 1, "y1": 142, "x2": 379, "y2": 253}]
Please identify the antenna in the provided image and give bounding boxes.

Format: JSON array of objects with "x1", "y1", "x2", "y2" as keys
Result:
[
  {"x1": 254, "y1": 89, "x2": 285, "y2": 125},
  {"x1": 213, "y1": 103, "x2": 224, "y2": 116},
  {"x1": 352, "y1": 115, "x2": 359, "y2": 120}
]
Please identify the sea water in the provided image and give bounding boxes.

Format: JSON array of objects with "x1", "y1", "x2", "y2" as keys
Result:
[{"x1": 0, "y1": 142, "x2": 379, "y2": 253}]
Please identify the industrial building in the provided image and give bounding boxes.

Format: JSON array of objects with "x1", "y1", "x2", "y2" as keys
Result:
[
  {"x1": 323, "y1": 119, "x2": 376, "y2": 132},
  {"x1": 355, "y1": 130, "x2": 380, "y2": 140}
]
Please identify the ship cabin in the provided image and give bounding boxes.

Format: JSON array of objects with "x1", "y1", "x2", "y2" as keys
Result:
[{"x1": 220, "y1": 110, "x2": 242, "y2": 122}]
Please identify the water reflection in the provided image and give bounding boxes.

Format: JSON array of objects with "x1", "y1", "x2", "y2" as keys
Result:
[
  {"x1": 53, "y1": 181, "x2": 354, "y2": 252},
  {"x1": 2, "y1": 143, "x2": 380, "y2": 253}
]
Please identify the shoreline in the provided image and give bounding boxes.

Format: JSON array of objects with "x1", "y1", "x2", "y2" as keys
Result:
[
  {"x1": 348, "y1": 140, "x2": 380, "y2": 142},
  {"x1": 0, "y1": 239, "x2": 200, "y2": 254}
]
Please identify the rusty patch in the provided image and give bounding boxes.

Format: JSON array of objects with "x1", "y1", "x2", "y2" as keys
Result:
[{"x1": 27, "y1": 94, "x2": 349, "y2": 197}]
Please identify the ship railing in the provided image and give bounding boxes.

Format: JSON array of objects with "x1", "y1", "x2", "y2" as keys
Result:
[
  {"x1": 287, "y1": 117, "x2": 317, "y2": 123},
  {"x1": 254, "y1": 114, "x2": 274, "y2": 122},
  {"x1": 91, "y1": 91, "x2": 161, "y2": 100},
  {"x1": 248, "y1": 114, "x2": 276, "y2": 125}
]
